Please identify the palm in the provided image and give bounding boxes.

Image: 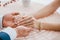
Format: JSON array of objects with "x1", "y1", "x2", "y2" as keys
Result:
[{"x1": 16, "y1": 26, "x2": 32, "y2": 37}]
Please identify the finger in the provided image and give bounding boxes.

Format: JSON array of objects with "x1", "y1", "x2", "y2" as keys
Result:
[
  {"x1": 19, "y1": 19, "x2": 33, "y2": 25},
  {"x1": 21, "y1": 21, "x2": 34, "y2": 27},
  {"x1": 14, "y1": 16, "x2": 27, "y2": 24},
  {"x1": 22, "y1": 16, "x2": 28, "y2": 19},
  {"x1": 19, "y1": 16, "x2": 32, "y2": 23},
  {"x1": 14, "y1": 15, "x2": 22, "y2": 24},
  {"x1": 14, "y1": 16, "x2": 32, "y2": 24},
  {"x1": 19, "y1": 18, "x2": 34, "y2": 25},
  {"x1": 14, "y1": 16, "x2": 34, "y2": 26},
  {"x1": 16, "y1": 16, "x2": 29, "y2": 21}
]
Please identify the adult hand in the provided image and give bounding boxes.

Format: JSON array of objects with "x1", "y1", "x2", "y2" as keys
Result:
[
  {"x1": 15, "y1": 26, "x2": 33, "y2": 37},
  {"x1": 14, "y1": 16, "x2": 40, "y2": 30},
  {"x1": 14, "y1": 16, "x2": 35, "y2": 28}
]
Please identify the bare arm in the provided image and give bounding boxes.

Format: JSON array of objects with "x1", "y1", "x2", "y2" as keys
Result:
[
  {"x1": 33, "y1": 0, "x2": 60, "y2": 19},
  {"x1": 32, "y1": 0, "x2": 60, "y2": 31},
  {"x1": 40, "y1": 23, "x2": 60, "y2": 31}
]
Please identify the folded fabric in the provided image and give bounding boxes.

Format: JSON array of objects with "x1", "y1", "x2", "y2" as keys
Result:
[
  {"x1": 1, "y1": 27, "x2": 17, "y2": 40},
  {"x1": 0, "y1": 32, "x2": 10, "y2": 40}
]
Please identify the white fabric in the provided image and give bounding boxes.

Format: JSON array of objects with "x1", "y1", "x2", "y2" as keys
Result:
[
  {"x1": 0, "y1": 15, "x2": 3, "y2": 29},
  {"x1": 2, "y1": 27, "x2": 17, "y2": 40}
]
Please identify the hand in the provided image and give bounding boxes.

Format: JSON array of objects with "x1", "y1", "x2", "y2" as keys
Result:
[
  {"x1": 14, "y1": 16, "x2": 35, "y2": 28},
  {"x1": 3, "y1": 12, "x2": 40, "y2": 30},
  {"x1": 3, "y1": 12, "x2": 34, "y2": 28},
  {"x1": 14, "y1": 16, "x2": 40, "y2": 30},
  {"x1": 3, "y1": 12, "x2": 20, "y2": 28},
  {"x1": 15, "y1": 26, "x2": 33, "y2": 37}
]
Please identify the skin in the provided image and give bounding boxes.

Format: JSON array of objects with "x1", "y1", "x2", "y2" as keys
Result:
[
  {"x1": 33, "y1": 0, "x2": 60, "y2": 19},
  {"x1": 3, "y1": 12, "x2": 34, "y2": 37},
  {"x1": 3, "y1": 12, "x2": 20, "y2": 28},
  {"x1": 14, "y1": 0, "x2": 60, "y2": 31},
  {"x1": 15, "y1": 26, "x2": 33, "y2": 37},
  {"x1": 2, "y1": 0, "x2": 60, "y2": 37}
]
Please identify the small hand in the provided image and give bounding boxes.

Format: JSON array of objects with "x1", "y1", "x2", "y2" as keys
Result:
[{"x1": 3, "y1": 12, "x2": 20, "y2": 28}]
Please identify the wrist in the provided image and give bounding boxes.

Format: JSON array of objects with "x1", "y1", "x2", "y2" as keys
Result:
[{"x1": 34, "y1": 20, "x2": 41, "y2": 30}]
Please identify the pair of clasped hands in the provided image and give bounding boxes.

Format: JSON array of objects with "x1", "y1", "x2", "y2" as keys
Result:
[{"x1": 3, "y1": 12, "x2": 39, "y2": 37}]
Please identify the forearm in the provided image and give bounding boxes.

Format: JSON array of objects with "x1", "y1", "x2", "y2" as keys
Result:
[
  {"x1": 40, "y1": 23, "x2": 60, "y2": 31},
  {"x1": 33, "y1": 0, "x2": 60, "y2": 19}
]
